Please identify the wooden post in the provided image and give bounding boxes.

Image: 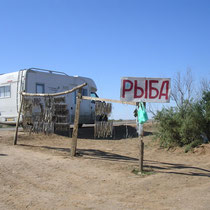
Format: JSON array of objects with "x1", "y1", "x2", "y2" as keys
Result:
[
  {"x1": 138, "y1": 102, "x2": 146, "y2": 172},
  {"x1": 14, "y1": 96, "x2": 23, "y2": 145},
  {"x1": 71, "y1": 88, "x2": 82, "y2": 157},
  {"x1": 139, "y1": 136, "x2": 144, "y2": 172}
]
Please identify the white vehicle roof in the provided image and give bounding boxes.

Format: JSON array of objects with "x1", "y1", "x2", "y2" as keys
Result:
[
  {"x1": 0, "y1": 68, "x2": 97, "y2": 92},
  {"x1": 0, "y1": 71, "x2": 23, "y2": 84}
]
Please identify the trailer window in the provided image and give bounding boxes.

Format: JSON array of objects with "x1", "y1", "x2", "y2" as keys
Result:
[
  {"x1": 91, "y1": 92, "x2": 99, "y2": 98},
  {"x1": 36, "y1": 84, "x2": 45, "y2": 93},
  {"x1": 82, "y1": 89, "x2": 88, "y2": 96},
  {"x1": 0, "y1": 85, "x2": 11, "y2": 98}
]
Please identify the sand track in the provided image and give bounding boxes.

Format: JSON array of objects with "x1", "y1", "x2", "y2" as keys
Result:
[{"x1": 0, "y1": 124, "x2": 210, "y2": 210}]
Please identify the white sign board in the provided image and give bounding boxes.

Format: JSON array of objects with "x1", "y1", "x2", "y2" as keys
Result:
[{"x1": 120, "y1": 77, "x2": 171, "y2": 103}]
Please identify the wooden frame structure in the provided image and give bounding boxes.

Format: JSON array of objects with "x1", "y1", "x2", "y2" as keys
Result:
[
  {"x1": 14, "y1": 84, "x2": 145, "y2": 171},
  {"x1": 13, "y1": 83, "x2": 87, "y2": 150}
]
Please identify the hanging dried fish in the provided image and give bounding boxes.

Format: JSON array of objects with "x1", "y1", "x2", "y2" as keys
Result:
[
  {"x1": 22, "y1": 95, "x2": 70, "y2": 135},
  {"x1": 94, "y1": 121, "x2": 113, "y2": 138},
  {"x1": 94, "y1": 101, "x2": 113, "y2": 138}
]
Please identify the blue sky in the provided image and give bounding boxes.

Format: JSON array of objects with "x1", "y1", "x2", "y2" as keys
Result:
[{"x1": 0, "y1": 0, "x2": 210, "y2": 119}]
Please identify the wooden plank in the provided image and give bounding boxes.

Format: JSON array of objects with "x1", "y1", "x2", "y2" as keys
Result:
[
  {"x1": 14, "y1": 97, "x2": 23, "y2": 145},
  {"x1": 82, "y1": 96, "x2": 136, "y2": 105},
  {"x1": 71, "y1": 88, "x2": 82, "y2": 157},
  {"x1": 22, "y1": 83, "x2": 87, "y2": 97}
]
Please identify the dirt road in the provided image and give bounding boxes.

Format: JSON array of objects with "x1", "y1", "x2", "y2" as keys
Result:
[{"x1": 0, "y1": 124, "x2": 210, "y2": 210}]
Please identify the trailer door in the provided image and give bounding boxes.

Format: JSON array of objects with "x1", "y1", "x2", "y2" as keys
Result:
[{"x1": 73, "y1": 87, "x2": 92, "y2": 124}]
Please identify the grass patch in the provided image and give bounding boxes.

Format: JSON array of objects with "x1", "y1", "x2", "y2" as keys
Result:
[
  {"x1": 132, "y1": 168, "x2": 155, "y2": 176},
  {"x1": 184, "y1": 139, "x2": 203, "y2": 153}
]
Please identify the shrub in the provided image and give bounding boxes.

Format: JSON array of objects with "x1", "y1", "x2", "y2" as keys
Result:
[
  {"x1": 200, "y1": 91, "x2": 210, "y2": 140},
  {"x1": 155, "y1": 91, "x2": 209, "y2": 151}
]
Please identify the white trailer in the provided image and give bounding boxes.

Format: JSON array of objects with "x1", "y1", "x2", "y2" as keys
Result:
[{"x1": 0, "y1": 68, "x2": 98, "y2": 125}]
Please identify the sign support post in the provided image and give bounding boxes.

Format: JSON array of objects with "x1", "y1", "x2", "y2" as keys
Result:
[
  {"x1": 137, "y1": 102, "x2": 145, "y2": 173},
  {"x1": 139, "y1": 135, "x2": 144, "y2": 173}
]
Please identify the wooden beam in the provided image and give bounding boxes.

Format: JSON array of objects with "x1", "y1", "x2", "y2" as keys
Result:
[
  {"x1": 14, "y1": 96, "x2": 23, "y2": 145},
  {"x1": 71, "y1": 88, "x2": 82, "y2": 157},
  {"x1": 82, "y1": 96, "x2": 136, "y2": 105},
  {"x1": 22, "y1": 83, "x2": 87, "y2": 97}
]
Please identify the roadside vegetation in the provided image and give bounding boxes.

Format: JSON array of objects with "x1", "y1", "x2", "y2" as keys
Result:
[
  {"x1": 154, "y1": 70, "x2": 210, "y2": 152},
  {"x1": 0, "y1": 124, "x2": 12, "y2": 129}
]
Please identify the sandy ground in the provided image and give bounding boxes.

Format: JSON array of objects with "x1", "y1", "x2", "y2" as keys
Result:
[{"x1": 0, "y1": 123, "x2": 210, "y2": 210}]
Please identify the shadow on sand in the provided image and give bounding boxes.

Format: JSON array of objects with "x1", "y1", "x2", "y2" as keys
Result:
[
  {"x1": 18, "y1": 143, "x2": 210, "y2": 178},
  {"x1": 59, "y1": 125, "x2": 153, "y2": 140},
  {"x1": 0, "y1": 154, "x2": 8, "y2": 156},
  {"x1": 144, "y1": 159, "x2": 210, "y2": 177}
]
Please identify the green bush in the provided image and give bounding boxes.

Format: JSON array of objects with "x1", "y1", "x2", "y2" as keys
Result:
[
  {"x1": 200, "y1": 91, "x2": 210, "y2": 140},
  {"x1": 155, "y1": 91, "x2": 209, "y2": 151},
  {"x1": 184, "y1": 139, "x2": 202, "y2": 153}
]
